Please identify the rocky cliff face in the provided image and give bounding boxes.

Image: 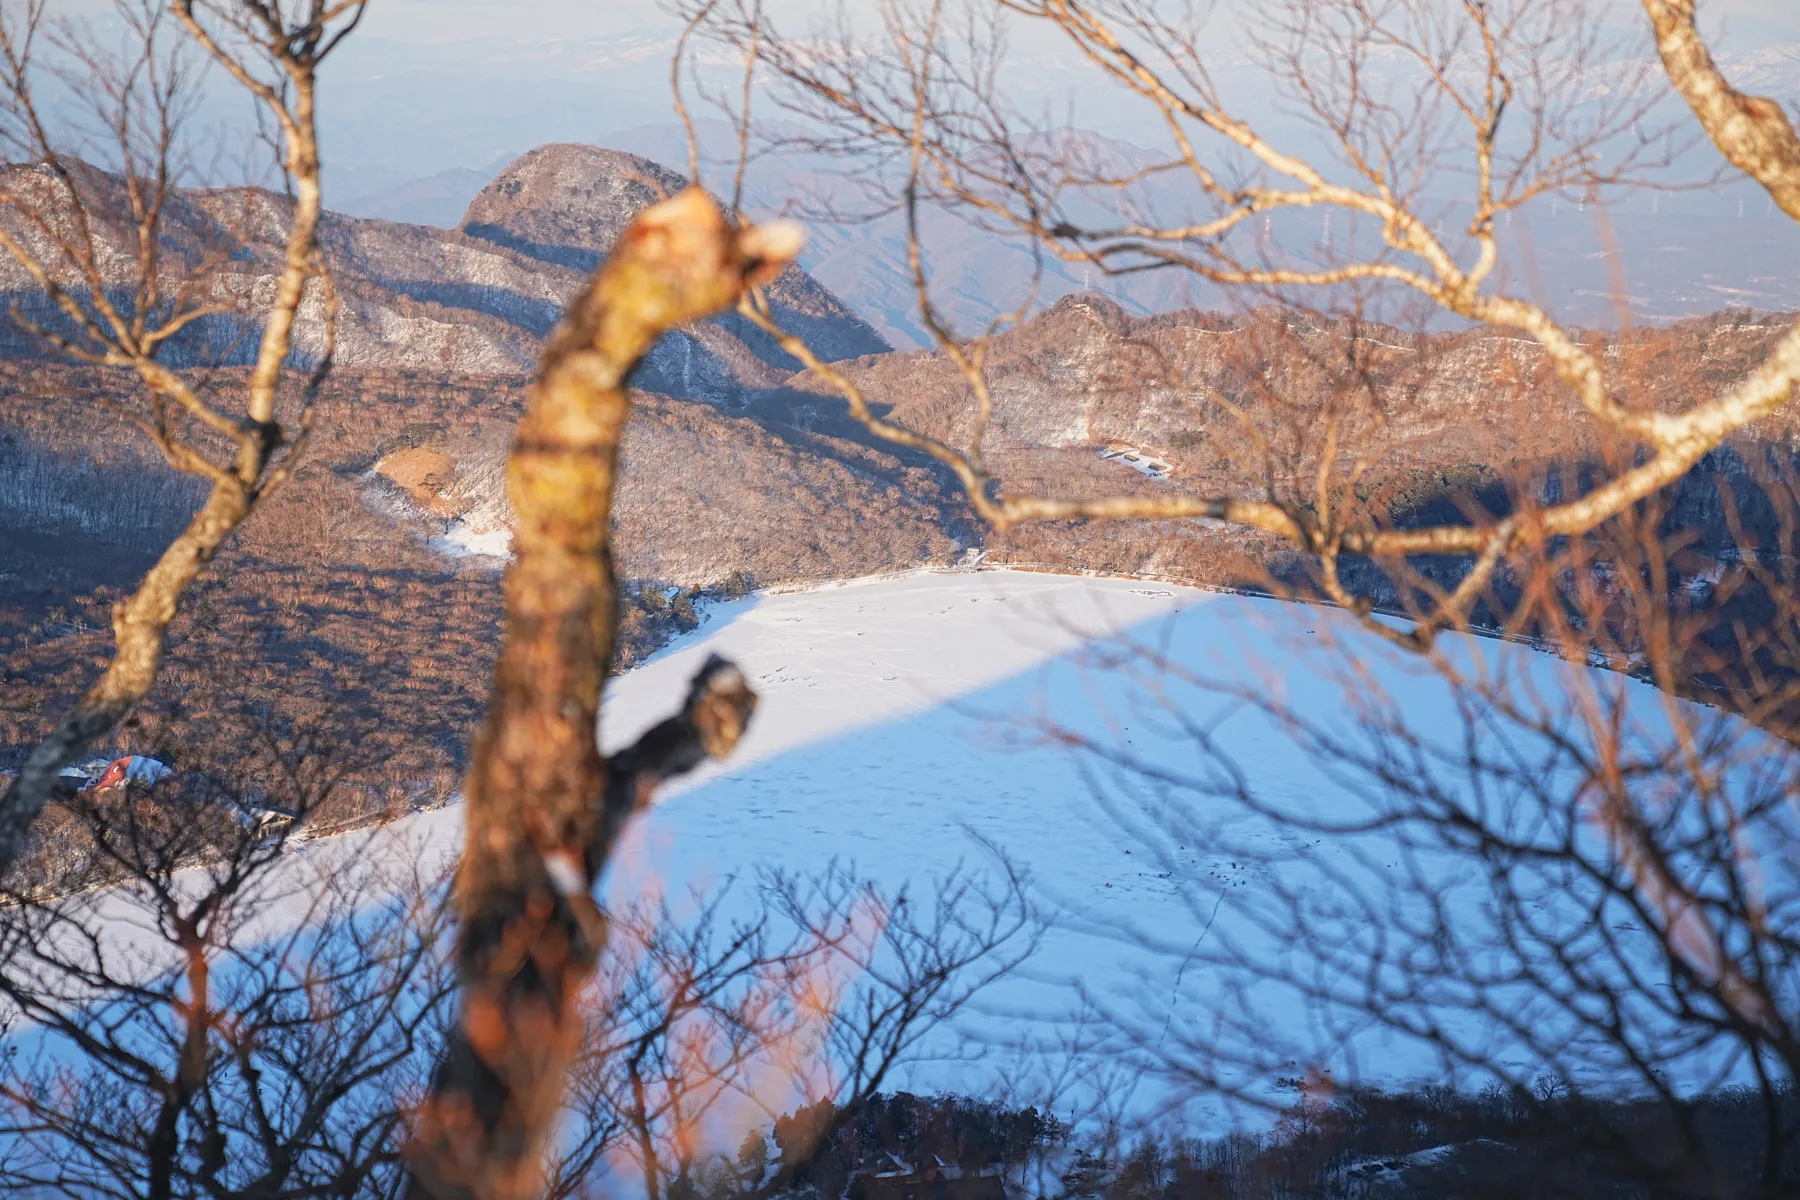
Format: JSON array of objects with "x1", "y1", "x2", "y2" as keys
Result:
[{"x1": 0, "y1": 147, "x2": 889, "y2": 400}]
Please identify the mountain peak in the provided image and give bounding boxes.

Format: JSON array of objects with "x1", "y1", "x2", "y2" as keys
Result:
[
  {"x1": 457, "y1": 143, "x2": 889, "y2": 372},
  {"x1": 459, "y1": 143, "x2": 691, "y2": 272}
]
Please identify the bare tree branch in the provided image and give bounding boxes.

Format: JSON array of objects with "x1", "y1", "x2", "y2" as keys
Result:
[{"x1": 695, "y1": 0, "x2": 1800, "y2": 648}]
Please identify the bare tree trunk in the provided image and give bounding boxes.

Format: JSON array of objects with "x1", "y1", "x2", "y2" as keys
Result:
[{"x1": 402, "y1": 188, "x2": 797, "y2": 1200}]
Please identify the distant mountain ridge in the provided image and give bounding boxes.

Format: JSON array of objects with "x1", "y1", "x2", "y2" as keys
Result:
[
  {"x1": 592, "y1": 117, "x2": 1800, "y2": 350},
  {"x1": 0, "y1": 145, "x2": 890, "y2": 402},
  {"x1": 339, "y1": 164, "x2": 507, "y2": 228}
]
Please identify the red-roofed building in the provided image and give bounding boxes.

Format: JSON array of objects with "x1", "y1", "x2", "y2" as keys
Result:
[{"x1": 80, "y1": 756, "x2": 173, "y2": 793}]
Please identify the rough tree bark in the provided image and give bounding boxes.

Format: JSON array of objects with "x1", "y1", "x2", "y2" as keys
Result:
[
  {"x1": 402, "y1": 188, "x2": 798, "y2": 1200},
  {"x1": 1642, "y1": 0, "x2": 1800, "y2": 222}
]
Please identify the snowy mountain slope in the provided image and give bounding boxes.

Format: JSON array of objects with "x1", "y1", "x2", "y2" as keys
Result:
[{"x1": 339, "y1": 164, "x2": 507, "y2": 228}]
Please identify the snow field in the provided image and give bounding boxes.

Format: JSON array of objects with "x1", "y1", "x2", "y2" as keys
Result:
[
  {"x1": 24, "y1": 569, "x2": 1784, "y2": 1144},
  {"x1": 590, "y1": 570, "x2": 1786, "y2": 1126}
]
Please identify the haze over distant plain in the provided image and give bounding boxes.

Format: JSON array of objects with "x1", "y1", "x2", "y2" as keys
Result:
[
  {"x1": 31, "y1": 1, "x2": 1800, "y2": 337},
  {"x1": 41, "y1": 0, "x2": 1800, "y2": 199}
]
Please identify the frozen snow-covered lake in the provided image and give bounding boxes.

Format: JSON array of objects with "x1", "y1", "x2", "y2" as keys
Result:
[{"x1": 242, "y1": 569, "x2": 1791, "y2": 1123}]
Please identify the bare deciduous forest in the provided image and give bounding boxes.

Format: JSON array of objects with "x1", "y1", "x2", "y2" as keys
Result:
[{"x1": 5, "y1": 0, "x2": 1800, "y2": 1197}]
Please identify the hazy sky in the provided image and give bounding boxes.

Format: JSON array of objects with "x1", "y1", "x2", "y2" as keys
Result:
[
  {"x1": 44, "y1": 0, "x2": 1800, "y2": 46},
  {"x1": 34, "y1": 0, "x2": 1800, "y2": 202},
  {"x1": 357, "y1": 0, "x2": 1800, "y2": 46}
]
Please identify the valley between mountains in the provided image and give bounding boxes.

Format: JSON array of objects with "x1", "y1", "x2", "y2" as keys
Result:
[{"x1": 3, "y1": 138, "x2": 1797, "y2": 833}]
